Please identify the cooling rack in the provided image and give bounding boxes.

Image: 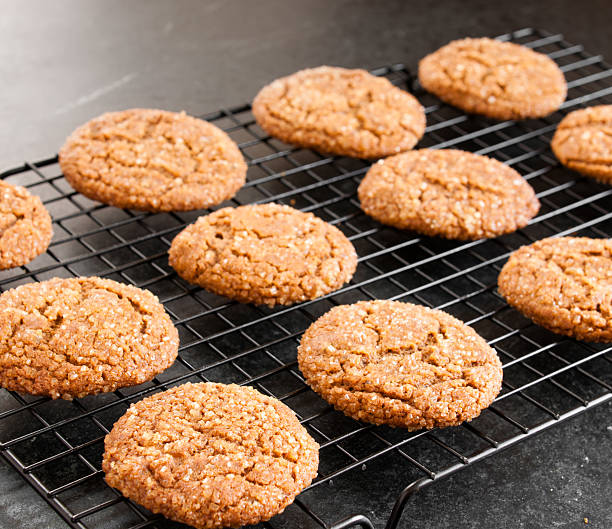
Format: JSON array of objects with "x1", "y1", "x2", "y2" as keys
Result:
[{"x1": 0, "y1": 27, "x2": 611, "y2": 529}]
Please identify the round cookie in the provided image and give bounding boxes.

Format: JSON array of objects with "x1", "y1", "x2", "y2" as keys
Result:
[
  {"x1": 103, "y1": 382, "x2": 319, "y2": 529},
  {"x1": 252, "y1": 66, "x2": 426, "y2": 159},
  {"x1": 551, "y1": 105, "x2": 612, "y2": 185},
  {"x1": 297, "y1": 300, "x2": 503, "y2": 430},
  {"x1": 0, "y1": 180, "x2": 52, "y2": 269},
  {"x1": 168, "y1": 203, "x2": 357, "y2": 306},
  {"x1": 0, "y1": 277, "x2": 179, "y2": 399},
  {"x1": 358, "y1": 149, "x2": 539, "y2": 240},
  {"x1": 59, "y1": 109, "x2": 247, "y2": 212},
  {"x1": 498, "y1": 237, "x2": 612, "y2": 342},
  {"x1": 418, "y1": 38, "x2": 567, "y2": 120}
]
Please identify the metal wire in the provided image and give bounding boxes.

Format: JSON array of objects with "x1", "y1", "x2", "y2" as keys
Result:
[{"x1": 0, "y1": 27, "x2": 611, "y2": 529}]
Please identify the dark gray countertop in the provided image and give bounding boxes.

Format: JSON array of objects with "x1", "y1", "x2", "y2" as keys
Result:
[{"x1": 1, "y1": 1, "x2": 611, "y2": 528}]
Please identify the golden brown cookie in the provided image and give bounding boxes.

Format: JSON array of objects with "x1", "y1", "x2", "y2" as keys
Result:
[
  {"x1": 169, "y1": 203, "x2": 357, "y2": 306},
  {"x1": 498, "y1": 237, "x2": 612, "y2": 342},
  {"x1": 358, "y1": 149, "x2": 539, "y2": 240},
  {"x1": 252, "y1": 66, "x2": 426, "y2": 158},
  {"x1": 551, "y1": 105, "x2": 612, "y2": 185},
  {"x1": 298, "y1": 300, "x2": 503, "y2": 429},
  {"x1": 59, "y1": 109, "x2": 247, "y2": 211},
  {"x1": 0, "y1": 277, "x2": 179, "y2": 399},
  {"x1": 0, "y1": 181, "x2": 52, "y2": 269},
  {"x1": 418, "y1": 38, "x2": 567, "y2": 120},
  {"x1": 103, "y1": 382, "x2": 319, "y2": 529}
]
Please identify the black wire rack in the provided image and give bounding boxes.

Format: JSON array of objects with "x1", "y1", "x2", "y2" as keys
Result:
[{"x1": 1, "y1": 27, "x2": 611, "y2": 529}]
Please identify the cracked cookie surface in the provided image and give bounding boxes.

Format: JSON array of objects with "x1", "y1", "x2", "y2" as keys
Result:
[
  {"x1": 252, "y1": 66, "x2": 426, "y2": 159},
  {"x1": 358, "y1": 149, "x2": 539, "y2": 240},
  {"x1": 168, "y1": 203, "x2": 357, "y2": 306},
  {"x1": 418, "y1": 38, "x2": 566, "y2": 120},
  {"x1": 498, "y1": 237, "x2": 612, "y2": 342},
  {"x1": 59, "y1": 108, "x2": 247, "y2": 211},
  {"x1": 103, "y1": 382, "x2": 319, "y2": 529},
  {"x1": 551, "y1": 105, "x2": 612, "y2": 185},
  {"x1": 297, "y1": 300, "x2": 503, "y2": 429},
  {"x1": 0, "y1": 277, "x2": 179, "y2": 399},
  {"x1": 0, "y1": 180, "x2": 52, "y2": 269}
]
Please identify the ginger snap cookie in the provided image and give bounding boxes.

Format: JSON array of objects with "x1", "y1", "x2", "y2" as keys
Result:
[
  {"x1": 551, "y1": 105, "x2": 612, "y2": 185},
  {"x1": 418, "y1": 38, "x2": 567, "y2": 120},
  {"x1": 298, "y1": 300, "x2": 503, "y2": 429},
  {"x1": 358, "y1": 149, "x2": 539, "y2": 240},
  {"x1": 498, "y1": 237, "x2": 612, "y2": 342},
  {"x1": 103, "y1": 382, "x2": 319, "y2": 529},
  {"x1": 252, "y1": 66, "x2": 426, "y2": 158},
  {"x1": 59, "y1": 108, "x2": 247, "y2": 211},
  {"x1": 0, "y1": 180, "x2": 52, "y2": 269},
  {"x1": 169, "y1": 203, "x2": 357, "y2": 306},
  {"x1": 0, "y1": 277, "x2": 178, "y2": 399}
]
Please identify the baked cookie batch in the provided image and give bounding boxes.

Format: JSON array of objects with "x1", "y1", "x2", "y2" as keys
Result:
[{"x1": 1, "y1": 36, "x2": 610, "y2": 529}]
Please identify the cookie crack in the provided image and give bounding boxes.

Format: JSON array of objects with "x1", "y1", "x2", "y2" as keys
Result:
[
  {"x1": 0, "y1": 211, "x2": 27, "y2": 237},
  {"x1": 329, "y1": 377, "x2": 478, "y2": 409},
  {"x1": 436, "y1": 57, "x2": 560, "y2": 102},
  {"x1": 135, "y1": 424, "x2": 305, "y2": 491},
  {"x1": 305, "y1": 304, "x2": 498, "y2": 415},
  {"x1": 2, "y1": 311, "x2": 27, "y2": 344}
]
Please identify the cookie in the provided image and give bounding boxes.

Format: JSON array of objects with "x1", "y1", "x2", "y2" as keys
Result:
[
  {"x1": 59, "y1": 109, "x2": 247, "y2": 211},
  {"x1": 418, "y1": 38, "x2": 567, "y2": 120},
  {"x1": 169, "y1": 203, "x2": 357, "y2": 306},
  {"x1": 297, "y1": 300, "x2": 503, "y2": 429},
  {"x1": 498, "y1": 237, "x2": 612, "y2": 342},
  {"x1": 103, "y1": 382, "x2": 319, "y2": 529},
  {"x1": 358, "y1": 149, "x2": 539, "y2": 240},
  {"x1": 252, "y1": 66, "x2": 426, "y2": 159},
  {"x1": 0, "y1": 180, "x2": 52, "y2": 269},
  {"x1": 0, "y1": 277, "x2": 179, "y2": 399},
  {"x1": 551, "y1": 105, "x2": 612, "y2": 185}
]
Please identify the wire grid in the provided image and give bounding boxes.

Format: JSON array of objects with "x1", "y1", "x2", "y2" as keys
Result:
[{"x1": 0, "y1": 27, "x2": 611, "y2": 529}]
